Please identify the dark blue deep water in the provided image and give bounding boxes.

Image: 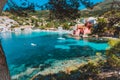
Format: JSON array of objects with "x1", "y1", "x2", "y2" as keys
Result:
[{"x1": 1, "y1": 31, "x2": 108, "y2": 80}]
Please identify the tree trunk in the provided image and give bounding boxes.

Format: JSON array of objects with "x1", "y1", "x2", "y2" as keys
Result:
[
  {"x1": 0, "y1": 0, "x2": 11, "y2": 79},
  {"x1": 0, "y1": 43, "x2": 11, "y2": 80},
  {"x1": 0, "y1": 0, "x2": 7, "y2": 15}
]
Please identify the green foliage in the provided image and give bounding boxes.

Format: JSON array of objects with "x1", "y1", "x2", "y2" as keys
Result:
[
  {"x1": 80, "y1": 60, "x2": 104, "y2": 74},
  {"x1": 38, "y1": 26, "x2": 46, "y2": 29},
  {"x1": 97, "y1": 18, "x2": 107, "y2": 31},
  {"x1": 48, "y1": 0, "x2": 80, "y2": 20},
  {"x1": 8, "y1": 0, "x2": 35, "y2": 16},
  {"x1": 48, "y1": 0, "x2": 96, "y2": 20},
  {"x1": 46, "y1": 22, "x2": 54, "y2": 28},
  {"x1": 103, "y1": 10, "x2": 120, "y2": 19},
  {"x1": 103, "y1": 10, "x2": 120, "y2": 27},
  {"x1": 106, "y1": 40, "x2": 120, "y2": 68},
  {"x1": 52, "y1": 22, "x2": 60, "y2": 28},
  {"x1": 92, "y1": 17, "x2": 108, "y2": 35},
  {"x1": 108, "y1": 39, "x2": 120, "y2": 47},
  {"x1": 62, "y1": 22, "x2": 70, "y2": 30}
]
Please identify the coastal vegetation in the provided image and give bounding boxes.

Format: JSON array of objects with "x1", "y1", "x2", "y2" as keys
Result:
[
  {"x1": 107, "y1": 39, "x2": 120, "y2": 68},
  {"x1": 32, "y1": 39, "x2": 120, "y2": 80}
]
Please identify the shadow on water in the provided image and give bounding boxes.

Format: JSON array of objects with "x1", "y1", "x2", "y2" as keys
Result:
[
  {"x1": 49, "y1": 45, "x2": 105, "y2": 60},
  {"x1": 30, "y1": 45, "x2": 106, "y2": 71},
  {"x1": 19, "y1": 35, "x2": 107, "y2": 72}
]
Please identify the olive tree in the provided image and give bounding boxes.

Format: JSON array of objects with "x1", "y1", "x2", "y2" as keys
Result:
[{"x1": 48, "y1": 0, "x2": 94, "y2": 20}]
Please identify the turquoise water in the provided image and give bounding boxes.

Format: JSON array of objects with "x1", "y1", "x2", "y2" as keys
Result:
[{"x1": 1, "y1": 31, "x2": 108, "y2": 80}]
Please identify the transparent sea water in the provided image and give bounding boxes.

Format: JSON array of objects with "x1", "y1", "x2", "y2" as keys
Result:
[{"x1": 1, "y1": 31, "x2": 108, "y2": 80}]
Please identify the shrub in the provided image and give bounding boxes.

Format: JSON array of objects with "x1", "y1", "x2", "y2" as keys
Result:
[
  {"x1": 108, "y1": 39, "x2": 120, "y2": 47},
  {"x1": 79, "y1": 60, "x2": 104, "y2": 75},
  {"x1": 106, "y1": 39, "x2": 120, "y2": 68},
  {"x1": 46, "y1": 22, "x2": 54, "y2": 28},
  {"x1": 62, "y1": 22, "x2": 70, "y2": 30},
  {"x1": 55, "y1": 23, "x2": 60, "y2": 28},
  {"x1": 92, "y1": 18, "x2": 108, "y2": 35},
  {"x1": 39, "y1": 26, "x2": 46, "y2": 29}
]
